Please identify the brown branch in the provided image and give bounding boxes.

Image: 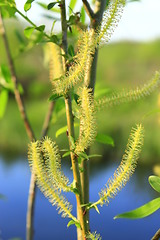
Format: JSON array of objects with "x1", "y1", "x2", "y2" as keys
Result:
[
  {"x1": 0, "y1": 12, "x2": 35, "y2": 141},
  {"x1": 152, "y1": 229, "x2": 160, "y2": 240},
  {"x1": 82, "y1": 0, "x2": 95, "y2": 20}
]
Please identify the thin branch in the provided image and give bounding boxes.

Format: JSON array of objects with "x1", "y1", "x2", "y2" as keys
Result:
[
  {"x1": 41, "y1": 101, "x2": 54, "y2": 137},
  {"x1": 152, "y1": 229, "x2": 160, "y2": 240},
  {"x1": 0, "y1": 12, "x2": 35, "y2": 141},
  {"x1": 82, "y1": 0, "x2": 95, "y2": 20}
]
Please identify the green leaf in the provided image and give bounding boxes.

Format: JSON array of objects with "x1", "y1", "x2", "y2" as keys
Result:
[
  {"x1": 56, "y1": 125, "x2": 68, "y2": 138},
  {"x1": 67, "y1": 219, "x2": 81, "y2": 229},
  {"x1": 47, "y1": 2, "x2": 58, "y2": 10},
  {"x1": 149, "y1": 175, "x2": 160, "y2": 193},
  {"x1": 96, "y1": 133, "x2": 114, "y2": 146},
  {"x1": 69, "y1": 0, "x2": 77, "y2": 14},
  {"x1": 1, "y1": 64, "x2": 11, "y2": 83},
  {"x1": 36, "y1": 25, "x2": 45, "y2": 32},
  {"x1": 88, "y1": 154, "x2": 102, "y2": 159},
  {"x1": 62, "y1": 151, "x2": 71, "y2": 158},
  {"x1": 80, "y1": 6, "x2": 85, "y2": 24},
  {"x1": 24, "y1": 26, "x2": 35, "y2": 38},
  {"x1": 114, "y1": 197, "x2": 160, "y2": 219},
  {"x1": 68, "y1": 45, "x2": 75, "y2": 57},
  {"x1": 0, "y1": 89, "x2": 8, "y2": 119},
  {"x1": 78, "y1": 152, "x2": 89, "y2": 160},
  {"x1": 37, "y1": 2, "x2": 60, "y2": 13},
  {"x1": 24, "y1": 0, "x2": 35, "y2": 12},
  {"x1": 56, "y1": 123, "x2": 79, "y2": 138}
]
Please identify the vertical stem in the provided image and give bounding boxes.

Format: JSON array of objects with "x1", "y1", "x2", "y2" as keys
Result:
[
  {"x1": 60, "y1": 1, "x2": 87, "y2": 239},
  {"x1": 81, "y1": 0, "x2": 106, "y2": 235}
]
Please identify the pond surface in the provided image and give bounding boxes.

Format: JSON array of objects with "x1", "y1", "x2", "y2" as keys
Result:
[{"x1": 0, "y1": 156, "x2": 160, "y2": 240}]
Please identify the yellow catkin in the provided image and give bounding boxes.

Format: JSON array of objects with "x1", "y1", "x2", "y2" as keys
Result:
[
  {"x1": 42, "y1": 137, "x2": 70, "y2": 192},
  {"x1": 75, "y1": 87, "x2": 97, "y2": 154},
  {"x1": 28, "y1": 140, "x2": 74, "y2": 219},
  {"x1": 95, "y1": 71, "x2": 160, "y2": 110},
  {"x1": 97, "y1": 0, "x2": 125, "y2": 45},
  {"x1": 53, "y1": 30, "x2": 95, "y2": 95},
  {"x1": 48, "y1": 42, "x2": 64, "y2": 81},
  {"x1": 99, "y1": 124, "x2": 144, "y2": 205}
]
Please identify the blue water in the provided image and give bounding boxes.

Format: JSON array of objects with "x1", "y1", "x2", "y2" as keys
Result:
[{"x1": 0, "y1": 157, "x2": 160, "y2": 240}]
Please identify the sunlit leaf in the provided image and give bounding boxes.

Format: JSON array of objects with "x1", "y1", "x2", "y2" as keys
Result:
[
  {"x1": 69, "y1": 0, "x2": 77, "y2": 14},
  {"x1": 56, "y1": 123, "x2": 79, "y2": 138},
  {"x1": 149, "y1": 176, "x2": 160, "y2": 193},
  {"x1": 0, "y1": 89, "x2": 8, "y2": 119},
  {"x1": 24, "y1": 26, "x2": 35, "y2": 38},
  {"x1": 96, "y1": 133, "x2": 114, "y2": 146},
  {"x1": 67, "y1": 219, "x2": 81, "y2": 229},
  {"x1": 37, "y1": 2, "x2": 60, "y2": 13},
  {"x1": 24, "y1": 0, "x2": 35, "y2": 12},
  {"x1": 80, "y1": 6, "x2": 85, "y2": 24},
  {"x1": 114, "y1": 197, "x2": 160, "y2": 219}
]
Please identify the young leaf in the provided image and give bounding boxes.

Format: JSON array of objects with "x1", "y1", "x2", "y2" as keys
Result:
[
  {"x1": 47, "y1": 2, "x2": 58, "y2": 10},
  {"x1": 24, "y1": 0, "x2": 35, "y2": 12},
  {"x1": 24, "y1": 26, "x2": 35, "y2": 38},
  {"x1": 56, "y1": 125, "x2": 68, "y2": 138},
  {"x1": 80, "y1": 6, "x2": 85, "y2": 24},
  {"x1": 96, "y1": 133, "x2": 114, "y2": 147},
  {"x1": 67, "y1": 219, "x2": 81, "y2": 229},
  {"x1": 149, "y1": 176, "x2": 160, "y2": 193},
  {"x1": 0, "y1": 89, "x2": 8, "y2": 119},
  {"x1": 68, "y1": 45, "x2": 75, "y2": 57},
  {"x1": 37, "y1": 2, "x2": 60, "y2": 13},
  {"x1": 69, "y1": 0, "x2": 77, "y2": 14},
  {"x1": 114, "y1": 197, "x2": 160, "y2": 219},
  {"x1": 36, "y1": 25, "x2": 45, "y2": 32}
]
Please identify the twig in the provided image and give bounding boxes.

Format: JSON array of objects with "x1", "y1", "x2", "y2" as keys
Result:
[
  {"x1": 152, "y1": 229, "x2": 160, "y2": 240},
  {"x1": 82, "y1": 0, "x2": 95, "y2": 20},
  {"x1": 0, "y1": 12, "x2": 35, "y2": 141}
]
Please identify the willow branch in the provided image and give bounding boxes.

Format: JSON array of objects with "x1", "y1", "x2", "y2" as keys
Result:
[
  {"x1": 0, "y1": 12, "x2": 35, "y2": 141},
  {"x1": 80, "y1": 0, "x2": 106, "y2": 234},
  {"x1": 82, "y1": 0, "x2": 95, "y2": 20},
  {"x1": 152, "y1": 229, "x2": 160, "y2": 240},
  {"x1": 60, "y1": 1, "x2": 87, "y2": 239}
]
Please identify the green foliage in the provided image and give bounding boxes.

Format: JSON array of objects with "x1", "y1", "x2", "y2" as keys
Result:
[{"x1": 114, "y1": 175, "x2": 160, "y2": 219}]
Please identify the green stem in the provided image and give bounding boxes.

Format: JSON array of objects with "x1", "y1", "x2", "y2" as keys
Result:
[
  {"x1": 60, "y1": 1, "x2": 87, "y2": 239},
  {"x1": 81, "y1": 0, "x2": 106, "y2": 235},
  {"x1": 15, "y1": 8, "x2": 51, "y2": 40}
]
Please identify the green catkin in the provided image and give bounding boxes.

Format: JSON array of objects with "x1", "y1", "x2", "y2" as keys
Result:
[
  {"x1": 95, "y1": 71, "x2": 160, "y2": 110},
  {"x1": 28, "y1": 141, "x2": 74, "y2": 219},
  {"x1": 75, "y1": 87, "x2": 97, "y2": 154},
  {"x1": 98, "y1": 124, "x2": 144, "y2": 205},
  {"x1": 41, "y1": 137, "x2": 70, "y2": 192}
]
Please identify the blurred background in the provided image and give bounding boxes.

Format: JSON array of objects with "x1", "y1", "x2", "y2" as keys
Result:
[{"x1": 0, "y1": 0, "x2": 160, "y2": 239}]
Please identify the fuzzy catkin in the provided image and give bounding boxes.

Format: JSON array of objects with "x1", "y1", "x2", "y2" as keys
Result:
[{"x1": 99, "y1": 124, "x2": 144, "y2": 205}]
